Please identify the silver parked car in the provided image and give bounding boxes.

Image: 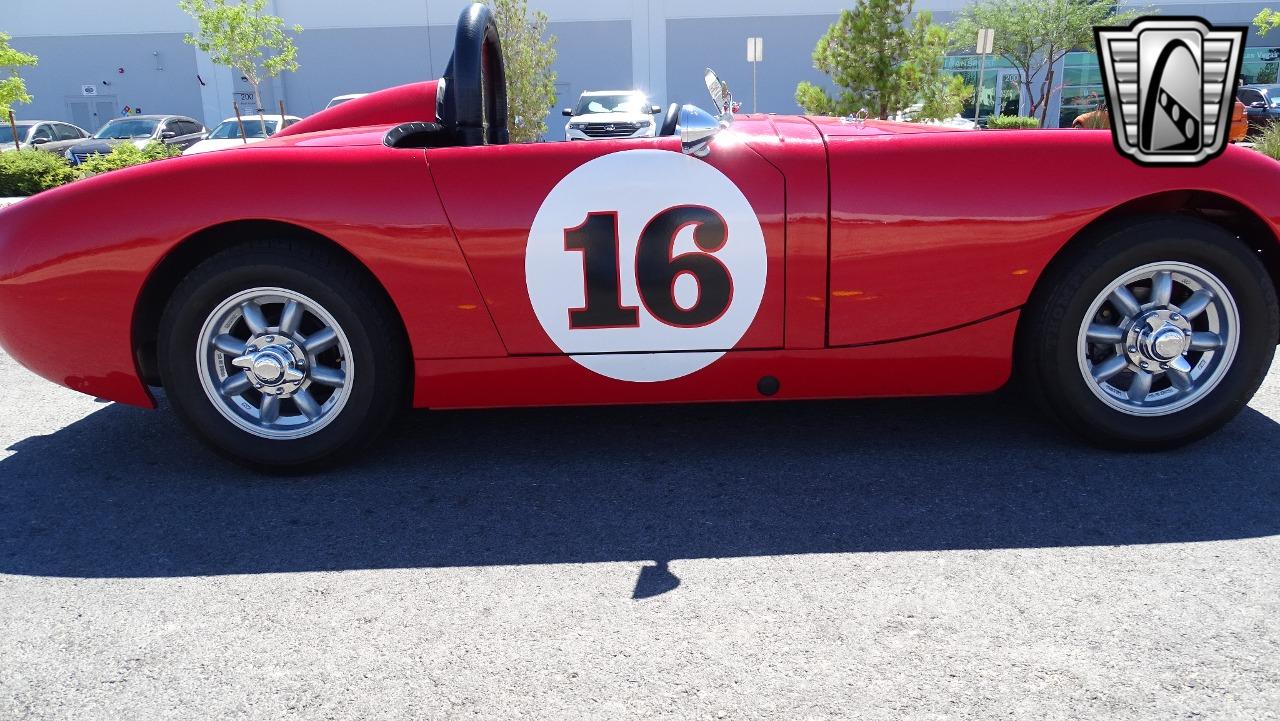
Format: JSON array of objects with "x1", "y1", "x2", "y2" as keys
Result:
[
  {"x1": 64, "y1": 115, "x2": 207, "y2": 165},
  {"x1": 0, "y1": 120, "x2": 91, "y2": 154}
]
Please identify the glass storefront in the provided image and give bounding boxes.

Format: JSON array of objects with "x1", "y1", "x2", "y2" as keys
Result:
[
  {"x1": 1060, "y1": 52, "x2": 1105, "y2": 129},
  {"x1": 944, "y1": 55, "x2": 1021, "y2": 120},
  {"x1": 944, "y1": 46, "x2": 1280, "y2": 129},
  {"x1": 1242, "y1": 47, "x2": 1280, "y2": 84}
]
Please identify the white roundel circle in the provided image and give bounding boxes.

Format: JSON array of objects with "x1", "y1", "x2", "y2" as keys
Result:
[{"x1": 526, "y1": 148, "x2": 766, "y2": 383}]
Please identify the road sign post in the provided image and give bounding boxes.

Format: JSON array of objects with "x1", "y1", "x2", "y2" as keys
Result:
[
  {"x1": 973, "y1": 28, "x2": 995, "y2": 125},
  {"x1": 747, "y1": 37, "x2": 763, "y2": 113}
]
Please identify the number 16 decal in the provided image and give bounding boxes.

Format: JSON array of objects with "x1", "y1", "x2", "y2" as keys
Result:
[
  {"x1": 566, "y1": 206, "x2": 733, "y2": 330},
  {"x1": 527, "y1": 149, "x2": 767, "y2": 383}
]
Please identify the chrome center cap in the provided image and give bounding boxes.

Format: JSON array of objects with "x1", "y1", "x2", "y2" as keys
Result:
[
  {"x1": 1149, "y1": 327, "x2": 1186, "y2": 360},
  {"x1": 230, "y1": 335, "x2": 308, "y2": 396},
  {"x1": 251, "y1": 350, "x2": 290, "y2": 383},
  {"x1": 1125, "y1": 308, "x2": 1193, "y2": 366}
]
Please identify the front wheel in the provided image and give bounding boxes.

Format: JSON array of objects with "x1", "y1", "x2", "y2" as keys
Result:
[
  {"x1": 1021, "y1": 217, "x2": 1279, "y2": 449},
  {"x1": 158, "y1": 239, "x2": 408, "y2": 469}
]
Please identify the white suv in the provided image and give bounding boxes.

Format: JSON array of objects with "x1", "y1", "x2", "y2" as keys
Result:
[{"x1": 563, "y1": 90, "x2": 663, "y2": 140}]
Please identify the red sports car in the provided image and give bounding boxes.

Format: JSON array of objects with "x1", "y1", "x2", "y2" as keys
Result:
[{"x1": 1, "y1": 5, "x2": 1278, "y2": 468}]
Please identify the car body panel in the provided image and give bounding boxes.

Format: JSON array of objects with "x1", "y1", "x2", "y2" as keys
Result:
[
  {"x1": 412, "y1": 310, "x2": 1019, "y2": 408},
  {"x1": 425, "y1": 133, "x2": 786, "y2": 355},
  {"x1": 824, "y1": 129, "x2": 1280, "y2": 346},
  {"x1": 2, "y1": 79, "x2": 1280, "y2": 412}
]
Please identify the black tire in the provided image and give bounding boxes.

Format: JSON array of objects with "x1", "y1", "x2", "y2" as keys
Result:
[
  {"x1": 158, "y1": 238, "x2": 408, "y2": 470},
  {"x1": 1020, "y1": 216, "x2": 1278, "y2": 449}
]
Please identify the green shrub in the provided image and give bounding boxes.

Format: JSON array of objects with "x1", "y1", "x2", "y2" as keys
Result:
[
  {"x1": 986, "y1": 115, "x2": 1041, "y2": 130},
  {"x1": 0, "y1": 149, "x2": 78, "y2": 196},
  {"x1": 78, "y1": 141, "x2": 181, "y2": 175},
  {"x1": 1251, "y1": 122, "x2": 1280, "y2": 161}
]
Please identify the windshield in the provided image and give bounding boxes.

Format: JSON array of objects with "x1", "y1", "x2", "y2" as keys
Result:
[
  {"x1": 208, "y1": 119, "x2": 280, "y2": 139},
  {"x1": 0, "y1": 124, "x2": 33, "y2": 144},
  {"x1": 574, "y1": 94, "x2": 648, "y2": 115},
  {"x1": 93, "y1": 119, "x2": 159, "y2": 140}
]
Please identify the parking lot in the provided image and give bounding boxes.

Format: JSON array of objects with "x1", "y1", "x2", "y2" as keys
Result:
[{"x1": 1, "y1": 347, "x2": 1277, "y2": 719}]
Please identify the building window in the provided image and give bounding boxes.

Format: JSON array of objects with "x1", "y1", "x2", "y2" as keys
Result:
[
  {"x1": 1242, "y1": 47, "x2": 1280, "y2": 84},
  {"x1": 1060, "y1": 51, "x2": 1105, "y2": 129},
  {"x1": 944, "y1": 55, "x2": 1019, "y2": 119}
]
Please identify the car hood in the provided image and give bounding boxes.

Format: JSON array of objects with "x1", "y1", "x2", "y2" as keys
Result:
[{"x1": 183, "y1": 138, "x2": 264, "y2": 155}]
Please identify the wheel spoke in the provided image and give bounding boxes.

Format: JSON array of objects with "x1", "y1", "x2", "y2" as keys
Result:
[
  {"x1": 219, "y1": 373, "x2": 252, "y2": 397},
  {"x1": 1109, "y1": 286, "x2": 1142, "y2": 318},
  {"x1": 1189, "y1": 332, "x2": 1224, "y2": 351},
  {"x1": 259, "y1": 394, "x2": 280, "y2": 424},
  {"x1": 1178, "y1": 289, "x2": 1213, "y2": 320},
  {"x1": 240, "y1": 301, "x2": 269, "y2": 335},
  {"x1": 293, "y1": 389, "x2": 322, "y2": 420},
  {"x1": 279, "y1": 300, "x2": 303, "y2": 336},
  {"x1": 1091, "y1": 354, "x2": 1129, "y2": 383},
  {"x1": 1166, "y1": 356, "x2": 1194, "y2": 390},
  {"x1": 1128, "y1": 370, "x2": 1153, "y2": 402},
  {"x1": 1150, "y1": 271, "x2": 1173, "y2": 307},
  {"x1": 212, "y1": 334, "x2": 247, "y2": 355},
  {"x1": 309, "y1": 365, "x2": 346, "y2": 388},
  {"x1": 1086, "y1": 323, "x2": 1125, "y2": 344},
  {"x1": 303, "y1": 327, "x2": 338, "y2": 354}
]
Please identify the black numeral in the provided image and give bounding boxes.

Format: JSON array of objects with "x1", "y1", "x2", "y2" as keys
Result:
[
  {"x1": 564, "y1": 212, "x2": 639, "y2": 329},
  {"x1": 564, "y1": 206, "x2": 733, "y2": 330}
]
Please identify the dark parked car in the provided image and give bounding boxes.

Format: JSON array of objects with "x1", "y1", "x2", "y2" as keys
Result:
[
  {"x1": 1237, "y1": 84, "x2": 1280, "y2": 130},
  {"x1": 64, "y1": 115, "x2": 207, "y2": 165},
  {"x1": 0, "y1": 120, "x2": 90, "y2": 154}
]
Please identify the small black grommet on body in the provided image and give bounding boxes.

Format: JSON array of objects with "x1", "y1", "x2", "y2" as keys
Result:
[{"x1": 757, "y1": 375, "x2": 780, "y2": 397}]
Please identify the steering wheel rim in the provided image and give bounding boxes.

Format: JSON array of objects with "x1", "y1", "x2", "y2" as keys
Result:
[
  {"x1": 437, "y1": 4, "x2": 508, "y2": 146},
  {"x1": 660, "y1": 103, "x2": 680, "y2": 137}
]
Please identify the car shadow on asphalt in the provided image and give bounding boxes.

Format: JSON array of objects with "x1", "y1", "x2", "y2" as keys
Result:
[{"x1": 1, "y1": 391, "x2": 1278, "y2": 580}]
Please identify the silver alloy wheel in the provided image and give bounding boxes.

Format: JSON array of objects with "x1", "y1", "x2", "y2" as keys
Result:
[
  {"x1": 197, "y1": 287, "x2": 354, "y2": 440},
  {"x1": 1077, "y1": 261, "x2": 1239, "y2": 417}
]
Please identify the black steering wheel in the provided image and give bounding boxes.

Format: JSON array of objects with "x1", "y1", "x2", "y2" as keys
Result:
[
  {"x1": 437, "y1": 4, "x2": 508, "y2": 146},
  {"x1": 659, "y1": 102, "x2": 680, "y2": 137}
]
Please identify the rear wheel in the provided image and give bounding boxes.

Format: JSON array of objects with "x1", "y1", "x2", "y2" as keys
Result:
[
  {"x1": 1021, "y1": 217, "x2": 1278, "y2": 449},
  {"x1": 159, "y1": 239, "x2": 407, "y2": 469}
]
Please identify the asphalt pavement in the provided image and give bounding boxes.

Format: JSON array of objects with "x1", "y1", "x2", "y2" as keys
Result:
[{"x1": 1, "y1": 348, "x2": 1277, "y2": 720}]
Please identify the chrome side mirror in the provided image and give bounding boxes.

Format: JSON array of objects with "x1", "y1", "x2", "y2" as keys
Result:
[
  {"x1": 678, "y1": 68, "x2": 735, "y2": 158},
  {"x1": 704, "y1": 68, "x2": 734, "y2": 124}
]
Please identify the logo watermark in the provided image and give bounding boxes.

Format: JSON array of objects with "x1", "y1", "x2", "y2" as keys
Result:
[{"x1": 1095, "y1": 16, "x2": 1246, "y2": 166}]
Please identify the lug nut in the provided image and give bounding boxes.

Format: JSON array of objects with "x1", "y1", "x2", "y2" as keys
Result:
[{"x1": 1128, "y1": 346, "x2": 1138, "y2": 353}]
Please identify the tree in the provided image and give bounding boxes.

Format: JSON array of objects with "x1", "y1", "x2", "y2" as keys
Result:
[
  {"x1": 795, "y1": 0, "x2": 962, "y2": 121},
  {"x1": 178, "y1": 0, "x2": 301, "y2": 113},
  {"x1": 488, "y1": 0, "x2": 558, "y2": 142},
  {"x1": 1256, "y1": 8, "x2": 1280, "y2": 36},
  {"x1": 0, "y1": 32, "x2": 37, "y2": 117},
  {"x1": 950, "y1": 0, "x2": 1144, "y2": 127}
]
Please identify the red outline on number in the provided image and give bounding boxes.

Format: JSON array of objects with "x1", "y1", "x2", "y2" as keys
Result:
[
  {"x1": 635, "y1": 204, "x2": 735, "y2": 329},
  {"x1": 563, "y1": 210, "x2": 641, "y2": 330}
]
